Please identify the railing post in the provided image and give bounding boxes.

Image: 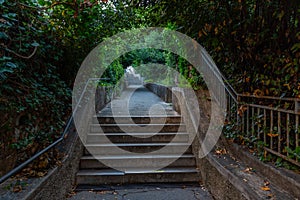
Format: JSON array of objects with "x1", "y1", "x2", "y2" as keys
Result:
[
  {"x1": 296, "y1": 100, "x2": 300, "y2": 113},
  {"x1": 295, "y1": 99, "x2": 300, "y2": 113}
]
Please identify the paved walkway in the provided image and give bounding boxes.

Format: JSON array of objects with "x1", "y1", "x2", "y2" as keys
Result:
[
  {"x1": 69, "y1": 183, "x2": 213, "y2": 200},
  {"x1": 98, "y1": 85, "x2": 178, "y2": 116}
]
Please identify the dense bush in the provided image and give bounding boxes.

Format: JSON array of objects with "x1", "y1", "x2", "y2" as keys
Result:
[
  {"x1": 0, "y1": 0, "x2": 158, "y2": 175},
  {"x1": 0, "y1": 0, "x2": 72, "y2": 174},
  {"x1": 153, "y1": 0, "x2": 300, "y2": 97}
]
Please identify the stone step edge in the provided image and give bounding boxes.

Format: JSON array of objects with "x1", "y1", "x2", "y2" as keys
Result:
[
  {"x1": 91, "y1": 123, "x2": 186, "y2": 126},
  {"x1": 85, "y1": 143, "x2": 191, "y2": 147},
  {"x1": 80, "y1": 154, "x2": 195, "y2": 160},
  {"x1": 87, "y1": 132, "x2": 188, "y2": 136},
  {"x1": 94, "y1": 115, "x2": 182, "y2": 118},
  {"x1": 74, "y1": 183, "x2": 202, "y2": 192},
  {"x1": 77, "y1": 167, "x2": 199, "y2": 176}
]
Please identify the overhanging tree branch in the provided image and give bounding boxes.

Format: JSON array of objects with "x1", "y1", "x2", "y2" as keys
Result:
[{"x1": 5, "y1": 46, "x2": 38, "y2": 59}]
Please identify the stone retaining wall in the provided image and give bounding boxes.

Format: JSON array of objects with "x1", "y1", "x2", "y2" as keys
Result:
[
  {"x1": 95, "y1": 84, "x2": 125, "y2": 113},
  {"x1": 144, "y1": 83, "x2": 172, "y2": 103}
]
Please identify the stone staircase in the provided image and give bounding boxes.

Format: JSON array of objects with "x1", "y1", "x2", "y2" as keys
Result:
[
  {"x1": 76, "y1": 113, "x2": 199, "y2": 186},
  {"x1": 125, "y1": 72, "x2": 143, "y2": 86}
]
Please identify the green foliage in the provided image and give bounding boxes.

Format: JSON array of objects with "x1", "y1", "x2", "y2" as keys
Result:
[
  {"x1": 0, "y1": 0, "x2": 159, "y2": 174},
  {"x1": 100, "y1": 60, "x2": 124, "y2": 85},
  {"x1": 154, "y1": 0, "x2": 300, "y2": 97},
  {"x1": 43, "y1": 0, "x2": 156, "y2": 83},
  {"x1": 120, "y1": 24, "x2": 205, "y2": 89},
  {"x1": 0, "y1": 0, "x2": 71, "y2": 171}
]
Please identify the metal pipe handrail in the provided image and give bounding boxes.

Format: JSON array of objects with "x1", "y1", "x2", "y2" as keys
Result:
[
  {"x1": 0, "y1": 78, "x2": 109, "y2": 184},
  {"x1": 238, "y1": 94, "x2": 300, "y2": 102},
  {"x1": 247, "y1": 103, "x2": 298, "y2": 114}
]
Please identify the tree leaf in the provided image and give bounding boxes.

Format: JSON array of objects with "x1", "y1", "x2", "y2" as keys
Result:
[
  {"x1": 31, "y1": 42, "x2": 40, "y2": 47},
  {"x1": 6, "y1": 62, "x2": 17, "y2": 69},
  {"x1": 0, "y1": 32, "x2": 9, "y2": 39}
]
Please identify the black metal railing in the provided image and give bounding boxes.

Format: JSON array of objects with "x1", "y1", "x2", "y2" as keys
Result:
[{"x1": 222, "y1": 80, "x2": 300, "y2": 167}]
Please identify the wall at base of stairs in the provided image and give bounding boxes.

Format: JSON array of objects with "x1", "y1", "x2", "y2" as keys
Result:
[{"x1": 28, "y1": 131, "x2": 83, "y2": 200}]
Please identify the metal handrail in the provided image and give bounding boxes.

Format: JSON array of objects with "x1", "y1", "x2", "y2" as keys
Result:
[
  {"x1": 238, "y1": 93, "x2": 300, "y2": 102},
  {"x1": 0, "y1": 117, "x2": 72, "y2": 184},
  {"x1": 222, "y1": 76, "x2": 300, "y2": 166},
  {"x1": 0, "y1": 78, "x2": 110, "y2": 184}
]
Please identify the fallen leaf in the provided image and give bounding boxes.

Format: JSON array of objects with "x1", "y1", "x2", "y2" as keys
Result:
[
  {"x1": 215, "y1": 148, "x2": 227, "y2": 155},
  {"x1": 13, "y1": 185, "x2": 22, "y2": 193},
  {"x1": 253, "y1": 89, "x2": 264, "y2": 97},
  {"x1": 261, "y1": 186, "x2": 270, "y2": 191},
  {"x1": 267, "y1": 133, "x2": 279, "y2": 137},
  {"x1": 37, "y1": 171, "x2": 47, "y2": 177},
  {"x1": 95, "y1": 191, "x2": 107, "y2": 194},
  {"x1": 238, "y1": 105, "x2": 247, "y2": 116},
  {"x1": 244, "y1": 167, "x2": 253, "y2": 173},
  {"x1": 38, "y1": 159, "x2": 49, "y2": 169},
  {"x1": 264, "y1": 180, "x2": 270, "y2": 186},
  {"x1": 29, "y1": 170, "x2": 36, "y2": 177}
]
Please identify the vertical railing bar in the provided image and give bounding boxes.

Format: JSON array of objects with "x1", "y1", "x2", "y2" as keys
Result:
[
  {"x1": 247, "y1": 105, "x2": 250, "y2": 137},
  {"x1": 252, "y1": 107, "x2": 255, "y2": 137},
  {"x1": 278, "y1": 112, "x2": 281, "y2": 153},
  {"x1": 228, "y1": 94, "x2": 231, "y2": 119},
  {"x1": 257, "y1": 107, "x2": 261, "y2": 140},
  {"x1": 237, "y1": 96, "x2": 241, "y2": 132},
  {"x1": 270, "y1": 110, "x2": 274, "y2": 150},
  {"x1": 231, "y1": 96, "x2": 234, "y2": 121},
  {"x1": 287, "y1": 113, "x2": 290, "y2": 157},
  {"x1": 241, "y1": 105, "x2": 245, "y2": 134},
  {"x1": 296, "y1": 114, "x2": 299, "y2": 162},
  {"x1": 264, "y1": 109, "x2": 267, "y2": 144}
]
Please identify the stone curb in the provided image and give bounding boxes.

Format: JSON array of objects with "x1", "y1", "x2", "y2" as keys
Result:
[{"x1": 224, "y1": 139, "x2": 300, "y2": 198}]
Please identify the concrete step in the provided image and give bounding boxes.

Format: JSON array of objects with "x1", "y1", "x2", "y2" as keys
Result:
[
  {"x1": 84, "y1": 143, "x2": 192, "y2": 155},
  {"x1": 86, "y1": 132, "x2": 189, "y2": 144},
  {"x1": 93, "y1": 115, "x2": 182, "y2": 124},
  {"x1": 80, "y1": 154, "x2": 196, "y2": 169},
  {"x1": 76, "y1": 167, "x2": 200, "y2": 185},
  {"x1": 90, "y1": 124, "x2": 186, "y2": 133}
]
